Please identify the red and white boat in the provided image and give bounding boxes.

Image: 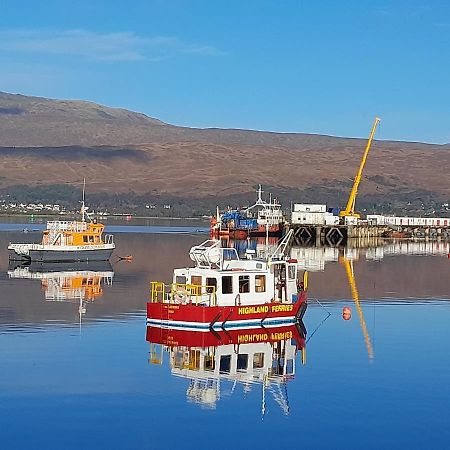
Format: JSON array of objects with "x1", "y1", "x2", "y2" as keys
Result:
[{"x1": 147, "y1": 234, "x2": 307, "y2": 330}]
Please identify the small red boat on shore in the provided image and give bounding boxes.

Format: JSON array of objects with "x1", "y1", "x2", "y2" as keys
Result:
[{"x1": 147, "y1": 236, "x2": 307, "y2": 330}]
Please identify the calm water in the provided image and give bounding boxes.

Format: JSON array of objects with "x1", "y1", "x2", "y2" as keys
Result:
[{"x1": 1, "y1": 228, "x2": 450, "y2": 449}]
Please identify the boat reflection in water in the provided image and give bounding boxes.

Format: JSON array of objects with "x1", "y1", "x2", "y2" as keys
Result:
[
  {"x1": 8, "y1": 262, "x2": 114, "y2": 315},
  {"x1": 147, "y1": 322, "x2": 306, "y2": 413}
]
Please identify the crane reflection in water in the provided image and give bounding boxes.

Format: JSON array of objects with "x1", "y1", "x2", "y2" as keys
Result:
[
  {"x1": 147, "y1": 322, "x2": 307, "y2": 415},
  {"x1": 226, "y1": 237, "x2": 450, "y2": 362}
]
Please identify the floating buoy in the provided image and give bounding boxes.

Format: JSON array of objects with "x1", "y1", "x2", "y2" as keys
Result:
[
  {"x1": 124, "y1": 255, "x2": 133, "y2": 262},
  {"x1": 342, "y1": 306, "x2": 352, "y2": 321}
]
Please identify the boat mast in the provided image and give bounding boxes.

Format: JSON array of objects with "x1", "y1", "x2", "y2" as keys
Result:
[{"x1": 81, "y1": 178, "x2": 86, "y2": 222}]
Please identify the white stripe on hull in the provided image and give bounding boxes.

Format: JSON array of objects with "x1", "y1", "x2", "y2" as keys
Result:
[{"x1": 146, "y1": 316, "x2": 297, "y2": 331}]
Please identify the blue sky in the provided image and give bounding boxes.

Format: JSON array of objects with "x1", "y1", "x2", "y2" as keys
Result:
[{"x1": 0, "y1": 0, "x2": 449, "y2": 143}]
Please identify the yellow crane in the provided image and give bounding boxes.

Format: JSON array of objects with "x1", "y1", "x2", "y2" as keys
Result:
[
  {"x1": 339, "y1": 117, "x2": 381, "y2": 224},
  {"x1": 339, "y1": 256, "x2": 374, "y2": 360}
]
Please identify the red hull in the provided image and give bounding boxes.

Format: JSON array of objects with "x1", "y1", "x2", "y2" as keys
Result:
[
  {"x1": 146, "y1": 323, "x2": 306, "y2": 349},
  {"x1": 147, "y1": 291, "x2": 307, "y2": 329},
  {"x1": 210, "y1": 226, "x2": 283, "y2": 239}
]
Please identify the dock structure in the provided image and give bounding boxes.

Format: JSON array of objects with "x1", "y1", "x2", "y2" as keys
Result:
[
  {"x1": 290, "y1": 222, "x2": 450, "y2": 246},
  {"x1": 290, "y1": 224, "x2": 389, "y2": 246}
]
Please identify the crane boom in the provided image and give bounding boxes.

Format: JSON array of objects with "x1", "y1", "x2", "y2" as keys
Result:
[{"x1": 339, "y1": 117, "x2": 380, "y2": 219}]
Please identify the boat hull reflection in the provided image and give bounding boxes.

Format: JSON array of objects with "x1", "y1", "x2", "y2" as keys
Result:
[
  {"x1": 147, "y1": 322, "x2": 306, "y2": 412},
  {"x1": 8, "y1": 261, "x2": 114, "y2": 303},
  {"x1": 147, "y1": 322, "x2": 306, "y2": 348}
]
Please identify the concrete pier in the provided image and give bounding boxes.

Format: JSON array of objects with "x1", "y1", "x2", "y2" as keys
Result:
[
  {"x1": 290, "y1": 223, "x2": 450, "y2": 246},
  {"x1": 291, "y1": 224, "x2": 389, "y2": 246}
]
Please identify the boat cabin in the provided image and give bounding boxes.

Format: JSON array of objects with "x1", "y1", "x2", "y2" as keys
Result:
[
  {"x1": 41, "y1": 221, "x2": 114, "y2": 247},
  {"x1": 151, "y1": 240, "x2": 306, "y2": 307}
]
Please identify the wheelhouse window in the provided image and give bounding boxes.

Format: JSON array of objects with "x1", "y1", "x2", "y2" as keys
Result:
[
  {"x1": 191, "y1": 275, "x2": 202, "y2": 287},
  {"x1": 189, "y1": 350, "x2": 201, "y2": 371},
  {"x1": 206, "y1": 277, "x2": 217, "y2": 294},
  {"x1": 253, "y1": 353, "x2": 265, "y2": 369},
  {"x1": 223, "y1": 249, "x2": 238, "y2": 261},
  {"x1": 288, "y1": 265, "x2": 296, "y2": 280},
  {"x1": 286, "y1": 359, "x2": 294, "y2": 375},
  {"x1": 255, "y1": 275, "x2": 266, "y2": 293},
  {"x1": 219, "y1": 355, "x2": 231, "y2": 373},
  {"x1": 222, "y1": 276, "x2": 233, "y2": 294},
  {"x1": 175, "y1": 276, "x2": 187, "y2": 285},
  {"x1": 239, "y1": 275, "x2": 250, "y2": 293},
  {"x1": 237, "y1": 354, "x2": 249, "y2": 372},
  {"x1": 204, "y1": 354, "x2": 215, "y2": 371}
]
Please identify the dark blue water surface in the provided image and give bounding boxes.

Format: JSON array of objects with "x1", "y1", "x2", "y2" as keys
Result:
[{"x1": 1, "y1": 229, "x2": 449, "y2": 449}]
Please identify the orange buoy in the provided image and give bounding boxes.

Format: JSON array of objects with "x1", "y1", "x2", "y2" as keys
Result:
[{"x1": 342, "y1": 306, "x2": 352, "y2": 321}]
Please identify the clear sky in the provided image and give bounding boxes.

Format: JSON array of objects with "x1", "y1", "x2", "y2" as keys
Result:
[{"x1": 0, "y1": 0, "x2": 449, "y2": 143}]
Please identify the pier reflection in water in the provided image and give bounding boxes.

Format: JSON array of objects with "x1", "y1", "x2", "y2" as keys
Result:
[{"x1": 147, "y1": 323, "x2": 306, "y2": 413}]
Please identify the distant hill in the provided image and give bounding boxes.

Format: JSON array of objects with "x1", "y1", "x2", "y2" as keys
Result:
[{"x1": 0, "y1": 91, "x2": 449, "y2": 215}]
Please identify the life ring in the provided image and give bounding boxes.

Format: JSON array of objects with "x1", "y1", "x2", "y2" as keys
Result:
[{"x1": 173, "y1": 288, "x2": 189, "y2": 303}]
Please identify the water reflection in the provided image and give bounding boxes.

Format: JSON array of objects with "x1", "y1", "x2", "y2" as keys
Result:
[
  {"x1": 226, "y1": 237, "x2": 450, "y2": 272},
  {"x1": 1, "y1": 230, "x2": 449, "y2": 332},
  {"x1": 147, "y1": 322, "x2": 306, "y2": 413},
  {"x1": 8, "y1": 262, "x2": 114, "y2": 323}
]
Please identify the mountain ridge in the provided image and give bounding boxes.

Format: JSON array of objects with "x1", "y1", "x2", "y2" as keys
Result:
[{"x1": 0, "y1": 91, "x2": 448, "y2": 214}]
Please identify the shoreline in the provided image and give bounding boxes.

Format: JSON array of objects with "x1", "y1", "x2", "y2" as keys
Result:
[{"x1": 0, "y1": 213, "x2": 210, "y2": 221}]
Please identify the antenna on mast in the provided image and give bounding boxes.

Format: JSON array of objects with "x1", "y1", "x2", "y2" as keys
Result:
[{"x1": 81, "y1": 178, "x2": 86, "y2": 222}]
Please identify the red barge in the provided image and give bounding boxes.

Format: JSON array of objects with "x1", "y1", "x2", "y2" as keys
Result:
[
  {"x1": 147, "y1": 236, "x2": 307, "y2": 330},
  {"x1": 210, "y1": 185, "x2": 286, "y2": 239}
]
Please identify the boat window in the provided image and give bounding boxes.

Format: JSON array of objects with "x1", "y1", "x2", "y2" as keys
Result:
[
  {"x1": 272, "y1": 359, "x2": 283, "y2": 375},
  {"x1": 288, "y1": 265, "x2": 296, "y2": 280},
  {"x1": 219, "y1": 355, "x2": 231, "y2": 373},
  {"x1": 237, "y1": 354, "x2": 248, "y2": 372},
  {"x1": 188, "y1": 350, "x2": 201, "y2": 371},
  {"x1": 191, "y1": 275, "x2": 202, "y2": 287},
  {"x1": 255, "y1": 275, "x2": 266, "y2": 293},
  {"x1": 223, "y1": 248, "x2": 238, "y2": 261},
  {"x1": 286, "y1": 359, "x2": 294, "y2": 375},
  {"x1": 83, "y1": 235, "x2": 89, "y2": 243},
  {"x1": 239, "y1": 275, "x2": 250, "y2": 293},
  {"x1": 222, "y1": 276, "x2": 233, "y2": 294},
  {"x1": 204, "y1": 354, "x2": 215, "y2": 371},
  {"x1": 206, "y1": 277, "x2": 217, "y2": 293},
  {"x1": 175, "y1": 276, "x2": 187, "y2": 285},
  {"x1": 253, "y1": 353, "x2": 265, "y2": 369},
  {"x1": 173, "y1": 351, "x2": 184, "y2": 369}
]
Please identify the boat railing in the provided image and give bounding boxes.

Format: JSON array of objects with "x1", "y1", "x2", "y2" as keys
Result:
[
  {"x1": 46, "y1": 221, "x2": 88, "y2": 232},
  {"x1": 269, "y1": 229, "x2": 293, "y2": 262},
  {"x1": 189, "y1": 239, "x2": 239, "y2": 268},
  {"x1": 104, "y1": 234, "x2": 114, "y2": 245},
  {"x1": 150, "y1": 281, "x2": 217, "y2": 306}
]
